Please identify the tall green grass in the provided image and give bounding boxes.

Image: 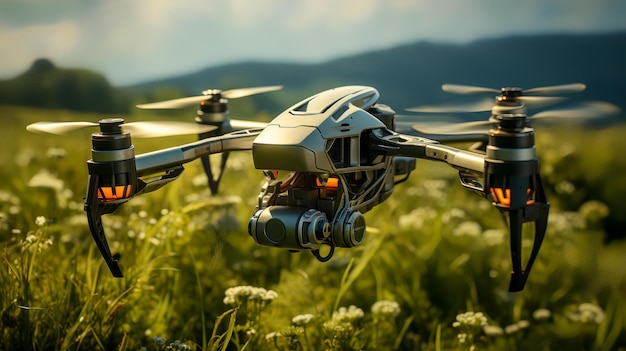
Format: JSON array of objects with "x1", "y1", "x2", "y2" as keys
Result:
[{"x1": 1, "y1": 105, "x2": 625, "y2": 350}]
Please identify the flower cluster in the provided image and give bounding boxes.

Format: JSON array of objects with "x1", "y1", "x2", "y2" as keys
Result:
[
  {"x1": 452, "y1": 221, "x2": 482, "y2": 237},
  {"x1": 46, "y1": 147, "x2": 67, "y2": 159},
  {"x1": 504, "y1": 320, "x2": 530, "y2": 334},
  {"x1": 565, "y1": 303, "x2": 605, "y2": 324},
  {"x1": 147, "y1": 336, "x2": 191, "y2": 351},
  {"x1": 452, "y1": 311, "x2": 488, "y2": 328},
  {"x1": 398, "y1": 207, "x2": 437, "y2": 230},
  {"x1": 453, "y1": 311, "x2": 489, "y2": 348},
  {"x1": 323, "y1": 305, "x2": 365, "y2": 337},
  {"x1": 331, "y1": 305, "x2": 364, "y2": 324},
  {"x1": 292, "y1": 313, "x2": 315, "y2": 326},
  {"x1": 223, "y1": 285, "x2": 278, "y2": 307},
  {"x1": 532, "y1": 308, "x2": 552, "y2": 321},
  {"x1": 20, "y1": 216, "x2": 54, "y2": 253},
  {"x1": 482, "y1": 229, "x2": 506, "y2": 246},
  {"x1": 483, "y1": 325, "x2": 504, "y2": 336},
  {"x1": 371, "y1": 300, "x2": 401, "y2": 318},
  {"x1": 578, "y1": 200, "x2": 610, "y2": 225}
]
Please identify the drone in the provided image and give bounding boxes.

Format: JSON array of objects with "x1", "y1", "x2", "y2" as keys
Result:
[{"x1": 26, "y1": 83, "x2": 619, "y2": 292}]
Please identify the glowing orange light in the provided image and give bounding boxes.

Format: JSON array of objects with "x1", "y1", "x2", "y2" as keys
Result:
[
  {"x1": 98, "y1": 185, "x2": 132, "y2": 201},
  {"x1": 316, "y1": 177, "x2": 339, "y2": 192},
  {"x1": 490, "y1": 187, "x2": 534, "y2": 207}
]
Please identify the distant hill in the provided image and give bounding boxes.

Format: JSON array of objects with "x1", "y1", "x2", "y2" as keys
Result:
[
  {"x1": 0, "y1": 58, "x2": 130, "y2": 113},
  {"x1": 128, "y1": 31, "x2": 626, "y2": 115}
]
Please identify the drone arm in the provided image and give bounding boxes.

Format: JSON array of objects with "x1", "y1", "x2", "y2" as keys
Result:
[
  {"x1": 370, "y1": 129, "x2": 485, "y2": 178},
  {"x1": 422, "y1": 143, "x2": 485, "y2": 174},
  {"x1": 135, "y1": 129, "x2": 261, "y2": 177}
]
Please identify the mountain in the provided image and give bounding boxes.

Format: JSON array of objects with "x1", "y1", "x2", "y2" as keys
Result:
[
  {"x1": 0, "y1": 58, "x2": 130, "y2": 113},
  {"x1": 2, "y1": 32, "x2": 625, "y2": 116},
  {"x1": 128, "y1": 31, "x2": 626, "y2": 115}
]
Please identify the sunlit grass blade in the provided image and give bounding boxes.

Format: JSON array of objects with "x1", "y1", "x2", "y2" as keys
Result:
[{"x1": 332, "y1": 228, "x2": 387, "y2": 312}]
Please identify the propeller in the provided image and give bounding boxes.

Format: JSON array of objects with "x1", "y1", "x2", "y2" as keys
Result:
[
  {"x1": 441, "y1": 83, "x2": 586, "y2": 95},
  {"x1": 407, "y1": 83, "x2": 586, "y2": 113},
  {"x1": 136, "y1": 85, "x2": 283, "y2": 109},
  {"x1": 135, "y1": 85, "x2": 282, "y2": 194},
  {"x1": 409, "y1": 101, "x2": 620, "y2": 135},
  {"x1": 26, "y1": 120, "x2": 217, "y2": 138}
]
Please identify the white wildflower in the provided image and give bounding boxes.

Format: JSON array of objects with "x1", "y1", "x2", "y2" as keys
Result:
[
  {"x1": 46, "y1": 147, "x2": 67, "y2": 159},
  {"x1": 223, "y1": 285, "x2": 278, "y2": 306},
  {"x1": 565, "y1": 303, "x2": 605, "y2": 324},
  {"x1": 332, "y1": 305, "x2": 364, "y2": 323},
  {"x1": 442, "y1": 208, "x2": 466, "y2": 223},
  {"x1": 398, "y1": 207, "x2": 437, "y2": 230},
  {"x1": 0, "y1": 190, "x2": 20, "y2": 205},
  {"x1": 578, "y1": 200, "x2": 610, "y2": 224},
  {"x1": 549, "y1": 212, "x2": 585, "y2": 233},
  {"x1": 504, "y1": 324, "x2": 519, "y2": 334},
  {"x1": 35, "y1": 216, "x2": 47, "y2": 227},
  {"x1": 452, "y1": 221, "x2": 482, "y2": 237},
  {"x1": 483, "y1": 325, "x2": 504, "y2": 336},
  {"x1": 483, "y1": 229, "x2": 505, "y2": 246},
  {"x1": 292, "y1": 313, "x2": 315, "y2": 326},
  {"x1": 504, "y1": 320, "x2": 531, "y2": 334},
  {"x1": 532, "y1": 308, "x2": 552, "y2": 321},
  {"x1": 192, "y1": 173, "x2": 208, "y2": 187},
  {"x1": 556, "y1": 180, "x2": 575, "y2": 195},
  {"x1": 457, "y1": 332, "x2": 467, "y2": 344},
  {"x1": 453, "y1": 311, "x2": 488, "y2": 328},
  {"x1": 28, "y1": 169, "x2": 64, "y2": 192},
  {"x1": 371, "y1": 300, "x2": 401, "y2": 317},
  {"x1": 265, "y1": 331, "x2": 281, "y2": 340},
  {"x1": 23, "y1": 234, "x2": 38, "y2": 246}
]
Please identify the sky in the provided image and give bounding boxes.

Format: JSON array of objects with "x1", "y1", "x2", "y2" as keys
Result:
[{"x1": 1, "y1": 0, "x2": 625, "y2": 86}]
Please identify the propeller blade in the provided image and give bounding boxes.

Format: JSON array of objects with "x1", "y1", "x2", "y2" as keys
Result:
[
  {"x1": 442, "y1": 84, "x2": 500, "y2": 95},
  {"x1": 230, "y1": 119, "x2": 268, "y2": 129},
  {"x1": 442, "y1": 83, "x2": 586, "y2": 96},
  {"x1": 136, "y1": 85, "x2": 283, "y2": 109},
  {"x1": 408, "y1": 101, "x2": 620, "y2": 135},
  {"x1": 411, "y1": 120, "x2": 493, "y2": 135},
  {"x1": 407, "y1": 98, "x2": 498, "y2": 113},
  {"x1": 122, "y1": 121, "x2": 217, "y2": 138},
  {"x1": 524, "y1": 83, "x2": 586, "y2": 95},
  {"x1": 222, "y1": 85, "x2": 283, "y2": 99},
  {"x1": 407, "y1": 96, "x2": 564, "y2": 114},
  {"x1": 26, "y1": 120, "x2": 217, "y2": 138},
  {"x1": 395, "y1": 114, "x2": 461, "y2": 123},
  {"x1": 517, "y1": 96, "x2": 566, "y2": 109},
  {"x1": 136, "y1": 95, "x2": 212, "y2": 109},
  {"x1": 26, "y1": 121, "x2": 98, "y2": 135},
  {"x1": 529, "y1": 101, "x2": 620, "y2": 121}
]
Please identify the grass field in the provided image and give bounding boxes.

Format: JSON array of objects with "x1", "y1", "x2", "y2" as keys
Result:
[{"x1": 1, "y1": 105, "x2": 625, "y2": 350}]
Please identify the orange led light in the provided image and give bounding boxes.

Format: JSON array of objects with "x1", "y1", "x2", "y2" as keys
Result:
[
  {"x1": 316, "y1": 177, "x2": 339, "y2": 192},
  {"x1": 98, "y1": 185, "x2": 132, "y2": 201},
  {"x1": 490, "y1": 187, "x2": 535, "y2": 207}
]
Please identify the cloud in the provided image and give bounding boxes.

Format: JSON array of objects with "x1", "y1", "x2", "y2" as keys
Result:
[{"x1": 0, "y1": 20, "x2": 81, "y2": 73}]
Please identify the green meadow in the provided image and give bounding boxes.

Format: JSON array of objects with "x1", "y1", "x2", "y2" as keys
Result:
[{"x1": 1, "y1": 105, "x2": 625, "y2": 350}]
